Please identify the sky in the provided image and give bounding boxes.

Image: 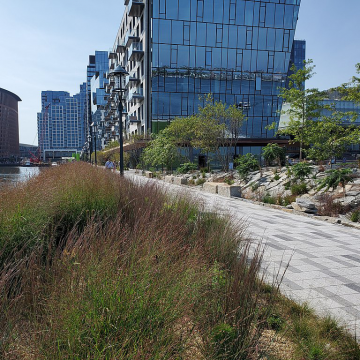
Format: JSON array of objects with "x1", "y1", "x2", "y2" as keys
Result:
[{"x1": 1, "y1": 0, "x2": 360, "y2": 145}]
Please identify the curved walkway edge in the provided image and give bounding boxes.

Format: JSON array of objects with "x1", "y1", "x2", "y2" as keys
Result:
[{"x1": 126, "y1": 171, "x2": 360, "y2": 334}]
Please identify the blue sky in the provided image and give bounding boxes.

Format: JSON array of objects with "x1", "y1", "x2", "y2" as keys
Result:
[{"x1": 0, "y1": 0, "x2": 359, "y2": 145}]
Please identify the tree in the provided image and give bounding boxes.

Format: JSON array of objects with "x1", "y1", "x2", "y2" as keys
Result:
[
  {"x1": 192, "y1": 95, "x2": 226, "y2": 170},
  {"x1": 262, "y1": 143, "x2": 285, "y2": 167},
  {"x1": 337, "y1": 63, "x2": 360, "y2": 103},
  {"x1": 277, "y1": 60, "x2": 325, "y2": 160},
  {"x1": 305, "y1": 107, "x2": 360, "y2": 165},
  {"x1": 165, "y1": 115, "x2": 197, "y2": 161},
  {"x1": 141, "y1": 129, "x2": 180, "y2": 171},
  {"x1": 140, "y1": 94, "x2": 246, "y2": 171}
]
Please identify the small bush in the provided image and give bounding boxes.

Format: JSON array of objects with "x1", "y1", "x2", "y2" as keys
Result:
[
  {"x1": 196, "y1": 178, "x2": 206, "y2": 186},
  {"x1": 292, "y1": 162, "x2": 312, "y2": 181},
  {"x1": 177, "y1": 162, "x2": 198, "y2": 174},
  {"x1": 291, "y1": 182, "x2": 307, "y2": 196},
  {"x1": 350, "y1": 209, "x2": 360, "y2": 223},
  {"x1": 263, "y1": 193, "x2": 276, "y2": 204},
  {"x1": 224, "y1": 176, "x2": 235, "y2": 185},
  {"x1": 274, "y1": 174, "x2": 280, "y2": 181}
]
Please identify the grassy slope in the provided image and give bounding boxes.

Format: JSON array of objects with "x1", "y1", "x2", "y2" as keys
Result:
[{"x1": 0, "y1": 163, "x2": 359, "y2": 359}]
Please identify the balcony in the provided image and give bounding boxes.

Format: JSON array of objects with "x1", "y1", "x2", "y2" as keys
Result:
[
  {"x1": 128, "y1": 42, "x2": 144, "y2": 62},
  {"x1": 124, "y1": 0, "x2": 129, "y2": 4},
  {"x1": 128, "y1": 88, "x2": 144, "y2": 103},
  {"x1": 108, "y1": 52, "x2": 117, "y2": 60},
  {"x1": 128, "y1": 0, "x2": 144, "y2": 17},
  {"x1": 110, "y1": 62, "x2": 115, "y2": 70},
  {"x1": 125, "y1": 73, "x2": 141, "y2": 86},
  {"x1": 116, "y1": 43, "x2": 126, "y2": 53},
  {"x1": 128, "y1": 115, "x2": 141, "y2": 123},
  {"x1": 125, "y1": 31, "x2": 140, "y2": 47}
]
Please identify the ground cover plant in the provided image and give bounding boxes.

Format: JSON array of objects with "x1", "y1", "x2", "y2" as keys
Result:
[{"x1": 0, "y1": 162, "x2": 359, "y2": 359}]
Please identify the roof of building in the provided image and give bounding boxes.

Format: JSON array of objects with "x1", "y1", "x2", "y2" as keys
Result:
[{"x1": 0, "y1": 88, "x2": 22, "y2": 102}]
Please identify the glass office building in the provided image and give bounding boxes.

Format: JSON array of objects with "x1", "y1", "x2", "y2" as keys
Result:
[{"x1": 110, "y1": 0, "x2": 302, "y2": 142}]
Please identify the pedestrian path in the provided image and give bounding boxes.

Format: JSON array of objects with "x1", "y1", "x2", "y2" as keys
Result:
[{"x1": 127, "y1": 172, "x2": 360, "y2": 333}]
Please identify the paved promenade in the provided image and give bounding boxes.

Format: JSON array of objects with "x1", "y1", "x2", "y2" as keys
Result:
[{"x1": 127, "y1": 173, "x2": 360, "y2": 332}]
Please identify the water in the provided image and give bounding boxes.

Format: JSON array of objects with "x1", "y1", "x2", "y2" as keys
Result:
[{"x1": 0, "y1": 166, "x2": 44, "y2": 190}]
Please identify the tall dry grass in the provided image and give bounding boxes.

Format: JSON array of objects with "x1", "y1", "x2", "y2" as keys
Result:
[{"x1": 0, "y1": 162, "x2": 274, "y2": 359}]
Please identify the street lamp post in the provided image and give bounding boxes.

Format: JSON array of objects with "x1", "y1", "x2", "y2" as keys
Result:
[
  {"x1": 91, "y1": 122, "x2": 98, "y2": 165},
  {"x1": 109, "y1": 65, "x2": 128, "y2": 176},
  {"x1": 87, "y1": 135, "x2": 91, "y2": 162}
]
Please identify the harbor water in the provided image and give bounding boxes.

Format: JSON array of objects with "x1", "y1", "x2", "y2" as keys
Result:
[{"x1": 0, "y1": 166, "x2": 44, "y2": 190}]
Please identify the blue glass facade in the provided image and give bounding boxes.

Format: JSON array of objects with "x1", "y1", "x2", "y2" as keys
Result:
[
  {"x1": 86, "y1": 51, "x2": 109, "y2": 150},
  {"x1": 151, "y1": 0, "x2": 301, "y2": 138},
  {"x1": 286, "y1": 39, "x2": 306, "y2": 88}
]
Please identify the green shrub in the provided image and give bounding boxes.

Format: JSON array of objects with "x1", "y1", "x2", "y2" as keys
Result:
[
  {"x1": 292, "y1": 162, "x2": 312, "y2": 181},
  {"x1": 291, "y1": 182, "x2": 308, "y2": 196},
  {"x1": 224, "y1": 176, "x2": 235, "y2": 185},
  {"x1": 350, "y1": 209, "x2": 360, "y2": 223},
  {"x1": 263, "y1": 193, "x2": 276, "y2": 204},
  {"x1": 262, "y1": 143, "x2": 286, "y2": 166},
  {"x1": 236, "y1": 153, "x2": 259, "y2": 180},
  {"x1": 317, "y1": 168, "x2": 354, "y2": 192},
  {"x1": 274, "y1": 174, "x2": 280, "y2": 181},
  {"x1": 177, "y1": 162, "x2": 197, "y2": 174}
]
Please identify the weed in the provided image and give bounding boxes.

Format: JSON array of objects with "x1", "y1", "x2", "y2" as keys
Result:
[
  {"x1": 251, "y1": 182, "x2": 260, "y2": 192},
  {"x1": 284, "y1": 180, "x2": 291, "y2": 190},
  {"x1": 267, "y1": 314, "x2": 284, "y2": 332},
  {"x1": 308, "y1": 344, "x2": 326, "y2": 360},
  {"x1": 291, "y1": 182, "x2": 307, "y2": 196},
  {"x1": 317, "y1": 194, "x2": 350, "y2": 216}
]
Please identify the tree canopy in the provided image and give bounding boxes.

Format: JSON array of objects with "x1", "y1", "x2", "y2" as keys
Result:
[
  {"x1": 277, "y1": 59, "x2": 325, "y2": 160},
  {"x1": 141, "y1": 95, "x2": 246, "y2": 171}
]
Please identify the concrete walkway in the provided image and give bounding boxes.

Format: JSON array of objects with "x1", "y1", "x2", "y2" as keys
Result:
[{"x1": 127, "y1": 172, "x2": 360, "y2": 333}]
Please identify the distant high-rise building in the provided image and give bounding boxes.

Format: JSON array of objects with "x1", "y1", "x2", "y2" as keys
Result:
[
  {"x1": 37, "y1": 87, "x2": 87, "y2": 160},
  {"x1": 107, "y1": 0, "x2": 302, "y2": 155},
  {"x1": 0, "y1": 88, "x2": 21, "y2": 159},
  {"x1": 86, "y1": 51, "x2": 109, "y2": 150}
]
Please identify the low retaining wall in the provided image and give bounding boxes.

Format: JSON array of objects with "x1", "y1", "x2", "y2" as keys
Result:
[
  {"x1": 217, "y1": 184, "x2": 242, "y2": 198},
  {"x1": 203, "y1": 182, "x2": 218, "y2": 194}
]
